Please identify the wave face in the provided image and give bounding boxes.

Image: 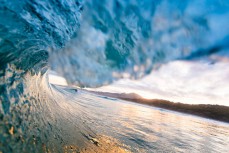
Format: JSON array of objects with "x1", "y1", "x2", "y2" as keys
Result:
[
  {"x1": 0, "y1": 0, "x2": 83, "y2": 152},
  {"x1": 49, "y1": 0, "x2": 229, "y2": 86},
  {"x1": 0, "y1": 0, "x2": 229, "y2": 152}
]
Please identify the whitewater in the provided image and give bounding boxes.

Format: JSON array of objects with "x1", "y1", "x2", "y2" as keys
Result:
[{"x1": 0, "y1": 0, "x2": 229, "y2": 152}]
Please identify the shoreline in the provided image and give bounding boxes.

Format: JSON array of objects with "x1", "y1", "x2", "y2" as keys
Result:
[{"x1": 87, "y1": 90, "x2": 229, "y2": 123}]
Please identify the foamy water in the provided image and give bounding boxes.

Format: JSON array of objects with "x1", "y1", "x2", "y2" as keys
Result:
[
  {"x1": 94, "y1": 58, "x2": 229, "y2": 106},
  {"x1": 1, "y1": 0, "x2": 229, "y2": 152}
]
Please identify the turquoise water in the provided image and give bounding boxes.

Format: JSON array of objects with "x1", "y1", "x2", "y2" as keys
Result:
[{"x1": 1, "y1": 0, "x2": 229, "y2": 152}]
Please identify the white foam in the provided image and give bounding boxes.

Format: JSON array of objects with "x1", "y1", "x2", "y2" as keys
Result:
[
  {"x1": 48, "y1": 70, "x2": 68, "y2": 86},
  {"x1": 95, "y1": 59, "x2": 229, "y2": 106}
]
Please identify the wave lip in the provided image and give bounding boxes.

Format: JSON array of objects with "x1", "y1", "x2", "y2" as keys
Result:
[
  {"x1": 1, "y1": 0, "x2": 229, "y2": 152},
  {"x1": 0, "y1": 0, "x2": 83, "y2": 152}
]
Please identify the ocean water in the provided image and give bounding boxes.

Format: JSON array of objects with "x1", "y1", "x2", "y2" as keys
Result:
[{"x1": 0, "y1": 0, "x2": 229, "y2": 152}]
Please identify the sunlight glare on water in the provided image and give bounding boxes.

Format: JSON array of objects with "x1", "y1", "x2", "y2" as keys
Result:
[{"x1": 79, "y1": 91, "x2": 229, "y2": 152}]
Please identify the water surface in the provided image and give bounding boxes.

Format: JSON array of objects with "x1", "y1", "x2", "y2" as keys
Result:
[{"x1": 74, "y1": 90, "x2": 229, "y2": 152}]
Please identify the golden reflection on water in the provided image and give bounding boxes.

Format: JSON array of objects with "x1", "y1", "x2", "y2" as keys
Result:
[
  {"x1": 63, "y1": 135, "x2": 131, "y2": 153},
  {"x1": 113, "y1": 100, "x2": 229, "y2": 152},
  {"x1": 52, "y1": 90, "x2": 229, "y2": 153}
]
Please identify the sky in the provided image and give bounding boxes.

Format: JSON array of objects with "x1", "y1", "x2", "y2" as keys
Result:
[{"x1": 93, "y1": 53, "x2": 229, "y2": 106}]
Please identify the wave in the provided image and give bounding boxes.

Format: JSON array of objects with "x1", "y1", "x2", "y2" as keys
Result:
[
  {"x1": 49, "y1": 0, "x2": 229, "y2": 86},
  {"x1": 0, "y1": 0, "x2": 229, "y2": 152}
]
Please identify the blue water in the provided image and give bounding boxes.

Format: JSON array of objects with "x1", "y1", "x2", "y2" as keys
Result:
[{"x1": 0, "y1": 0, "x2": 229, "y2": 152}]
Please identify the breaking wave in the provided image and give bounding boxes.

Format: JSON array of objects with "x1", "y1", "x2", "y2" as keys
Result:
[{"x1": 0, "y1": 0, "x2": 229, "y2": 152}]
